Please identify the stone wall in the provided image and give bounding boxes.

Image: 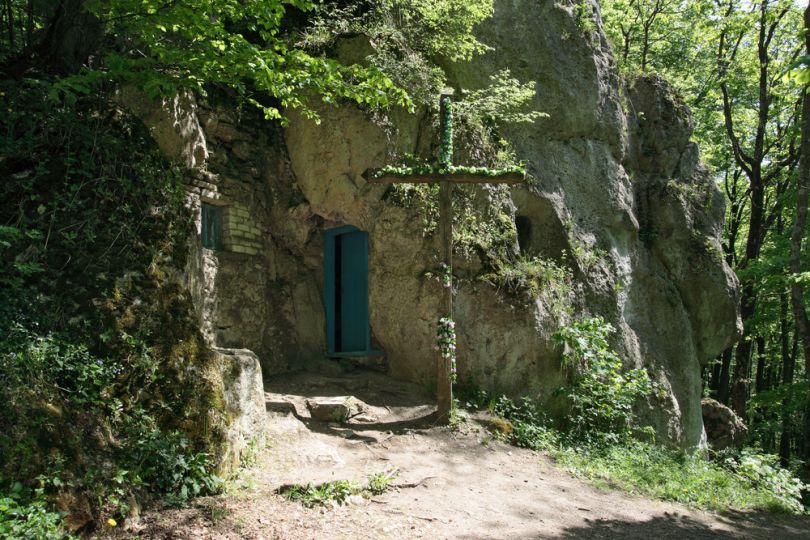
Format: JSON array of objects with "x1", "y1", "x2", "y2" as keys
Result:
[
  {"x1": 185, "y1": 167, "x2": 274, "y2": 363},
  {"x1": 189, "y1": 181, "x2": 262, "y2": 256},
  {"x1": 221, "y1": 204, "x2": 263, "y2": 255}
]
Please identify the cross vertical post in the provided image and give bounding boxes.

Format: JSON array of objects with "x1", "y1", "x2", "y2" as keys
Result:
[
  {"x1": 436, "y1": 90, "x2": 454, "y2": 421},
  {"x1": 363, "y1": 90, "x2": 525, "y2": 424}
]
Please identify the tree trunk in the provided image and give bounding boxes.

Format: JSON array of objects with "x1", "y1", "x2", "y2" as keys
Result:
[
  {"x1": 755, "y1": 335, "x2": 767, "y2": 393},
  {"x1": 621, "y1": 28, "x2": 631, "y2": 65},
  {"x1": 36, "y1": 0, "x2": 101, "y2": 73},
  {"x1": 731, "y1": 281, "x2": 759, "y2": 419},
  {"x1": 5, "y1": 0, "x2": 14, "y2": 50},
  {"x1": 25, "y1": 0, "x2": 33, "y2": 47},
  {"x1": 779, "y1": 313, "x2": 796, "y2": 466},
  {"x1": 641, "y1": 25, "x2": 650, "y2": 71},
  {"x1": 719, "y1": 2, "x2": 773, "y2": 421},
  {"x1": 715, "y1": 0, "x2": 799, "y2": 423},
  {"x1": 3, "y1": 0, "x2": 102, "y2": 76},
  {"x1": 792, "y1": 3, "x2": 810, "y2": 470}
]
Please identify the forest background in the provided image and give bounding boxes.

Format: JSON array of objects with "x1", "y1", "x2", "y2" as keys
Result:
[{"x1": 598, "y1": 0, "x2": 810, "y2": 471}]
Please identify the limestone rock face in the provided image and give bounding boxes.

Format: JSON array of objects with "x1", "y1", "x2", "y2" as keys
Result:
[
  {"x1": 436, "y1": 1, "x2": 741, "y2": 446},
  {"x1": 128, "y1": 0, "x2": 740, "y2": 448},
  {"x1": 701, "y1": 398, "x2": 748, "y2": 450},
  {"x1": 119, "y1": 87, "x2": 209, "y2": 168}
]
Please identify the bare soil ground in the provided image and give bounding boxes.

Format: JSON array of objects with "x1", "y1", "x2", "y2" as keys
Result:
[{"x1": 101, "y1": 368, "x2": 810, "y2": 539}]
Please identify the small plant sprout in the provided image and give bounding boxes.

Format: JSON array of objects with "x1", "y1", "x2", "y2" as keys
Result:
[
  {"x1": 366, "y1": 469, "x2": 399, "y2": 495},
  {"x1": 279, "y1": 470, "x2": 399, "y2": 508}
]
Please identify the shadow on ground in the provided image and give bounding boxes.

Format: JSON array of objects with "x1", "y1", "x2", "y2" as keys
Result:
[
  {"x1": 264, "y1": 362, "x2": 438, "y2": 432},
  {"x1": 540, "y1": 511, "x2": 810, "y2": 539}
]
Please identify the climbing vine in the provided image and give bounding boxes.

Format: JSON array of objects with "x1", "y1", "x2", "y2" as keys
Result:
[{"x1": 439, "y1": 262, "x2": 453, "y2": 289}]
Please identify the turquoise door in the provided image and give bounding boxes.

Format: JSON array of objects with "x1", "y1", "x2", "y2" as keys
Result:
[{"x1": 324, "y1": 226, "x2": 371, "y2": 356}]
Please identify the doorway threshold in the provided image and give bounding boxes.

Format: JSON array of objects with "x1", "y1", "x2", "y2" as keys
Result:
[{"x1": 327, "y1": 349, "x2": 384, "y2": 359}]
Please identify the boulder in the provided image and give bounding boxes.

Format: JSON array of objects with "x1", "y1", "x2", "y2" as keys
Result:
[
  {"x1": 701, "y1": 398, "x2": 748, "y2": 451},
  {"x1": 216, "y1": 348, "x2": 267, "y2": 470},
  {"x1": 306, "y1": 396, "x2": 366, "y2": 422}
]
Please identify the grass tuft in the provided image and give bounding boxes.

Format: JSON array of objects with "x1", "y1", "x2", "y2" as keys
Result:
[
  {"x1": 549, "y1": 442, "x2": 807, "y2": 514},
  {"x1": 279, "y1": 469, "x2": 399, "y2": 508}
]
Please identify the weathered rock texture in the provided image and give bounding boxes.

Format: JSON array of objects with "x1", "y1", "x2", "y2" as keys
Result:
[
  {"x1": 442, "y1": 0, "x2": 741, "y2": 446},
  {"x1": 215, "y1": 348, "x2": 268, "y2": 470},
  {"x1": 701, "y1": 398, "x2": 748, "y2": 450},
  {"x1": 130, "y1": 0, "x2": 740, "y2": 448},
  {"x1": 306, "y1": 397, "x2": 365, "y2": 422}
]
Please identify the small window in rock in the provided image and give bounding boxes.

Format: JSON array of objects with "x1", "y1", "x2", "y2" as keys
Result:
[
  {"x1": 516, "y1": 215, "x2": 532, "y2": 254},
  {"x1": 201, "y1": 202, "x2": 222, "y2": 250}
]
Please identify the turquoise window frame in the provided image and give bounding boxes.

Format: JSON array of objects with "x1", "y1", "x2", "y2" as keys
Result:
[{"x1": 201, "y1": 202, "x2": 223, "y2": 250}]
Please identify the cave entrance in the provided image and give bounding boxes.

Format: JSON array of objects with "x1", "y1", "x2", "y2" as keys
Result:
[
  {"x1": 515, "y1": 215, "x2": 532, "y2": 254},
  {"x1": 324, "y1": 225, "x2": 374, "y2": 357}
]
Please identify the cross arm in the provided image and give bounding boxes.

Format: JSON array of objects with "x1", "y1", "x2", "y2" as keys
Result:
[{"x1": 362, "y1": 167, "x2": 526, "y2": 185}]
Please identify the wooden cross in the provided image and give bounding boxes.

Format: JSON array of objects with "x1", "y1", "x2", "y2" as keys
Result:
[{"x1": 363, "y1": 90, "x2": 525, "y2": 422}]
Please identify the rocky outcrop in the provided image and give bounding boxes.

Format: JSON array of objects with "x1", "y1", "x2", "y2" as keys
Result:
[
  {"x1": 128, "y1": 0, "x2": 740, "y2": 448},
  {"x1": 701, "y1": 398, "x2": 748, "y2": 450}
]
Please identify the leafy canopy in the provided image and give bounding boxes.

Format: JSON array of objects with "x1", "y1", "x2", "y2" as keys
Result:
[
  {"x1": 62, "y1": 0, "x2": 412, "y2": 121},
  {"x1": 383, "y1": 0, "x2": 493, "y2": 61},
  {"x1": 294, "y1": 0, "x2": 496, "y2": 104}
]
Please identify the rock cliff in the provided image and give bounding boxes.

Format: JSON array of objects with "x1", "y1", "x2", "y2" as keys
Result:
[
  {"x1": 439, "y1": 0, "x2": 742, "y2": 445},
  {"x1": 130, "y1": 0, "x2": 740, "y2": 448}
]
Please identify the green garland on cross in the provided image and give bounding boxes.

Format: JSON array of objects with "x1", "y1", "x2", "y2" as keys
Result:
[
  {"x1": 372, "y1": 164, "x2": 525, "y2": 178},
  {"x1": 373, "y1": 92, "x2": 525, "y2": 178}
]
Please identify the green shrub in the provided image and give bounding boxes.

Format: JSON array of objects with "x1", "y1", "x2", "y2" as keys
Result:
[
  {"x1": 121, "y1": 415, "x2": 223, "y2": 505},
  {"x1": 281, "y1": 480, "x2": 362, "y2": 508},
  {"x1": 493, "y1": 395, "x2": 545, "y2": 426},
  {"x1": 509, "y1": 421, "x2": 560, "y2": 451},
  {"x1": 487, "y1": 395, "x2": 556, "y2": 450},
  {"x1": 0, "y1": 485, "x2": 73, "y2": 540},
  {"x1": 366, "y1": 470, "x2": 399, "y2": 495},
  {"x1": 0, "y1": 77, "x2": 223, "y2": 524},
  {"x1": 454, "y1": 386, "x2": 495, "y2": 411},
  {"x1": 484, "y1": 256, "x2": 573, "y2": 311},
  {"x1": 280, "y1": 471, "x2": 399, "y2": 508},
  {"x1": 553, "y1": 317, "x2": 655, "y2": 444},
  {"x1": 728, "y1": 451, "x2": 807, "y2": 513}
]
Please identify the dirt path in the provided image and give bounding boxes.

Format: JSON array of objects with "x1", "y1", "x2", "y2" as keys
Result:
[{"x1": 103, "y1": 370, "x2": 810, "y2": 539}]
